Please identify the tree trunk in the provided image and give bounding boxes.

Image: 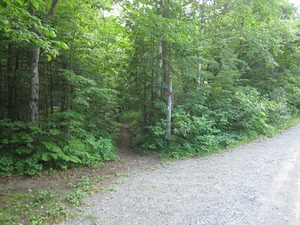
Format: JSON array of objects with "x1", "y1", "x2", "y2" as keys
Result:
[
  {"x1": 29, "y1": 0, "x2": 59, "y2": 123},
  {"x1": 143, "y1": 76, "x2": 148, "y2": 126},
  {"x1": 50, "y1": 69, "x2": 54, "y2": 114},
  {"x1": 196, "y1": 1, "x2": 206, "y2": 88},
  {"x1": 0, "y1": 55, "x2": 3, "y2": 115},
  {"x1": 166, "y1": 80, "x2": 172, "y2": 137},
  {"x1": 30, "y1": 47, "x2": 40, "y2": 123},
  {"x1": 163, "y1": 41, "x2": 171, "y2": 137},
  {"x1": 7, "y1": 44, "x2": 19, "y2": 121},
  {"x1": 156, "y1": 0, "x2": 165, "y2": 99},
  {"x1": 157, "y1": 40, "x2": 163, "y2": 98},
  {"x1": 157, "y1": 0, "x2": 172, "y2": 137},
  {"x1": 44, "y1": 60, "x2": 49, "y2": 117}
]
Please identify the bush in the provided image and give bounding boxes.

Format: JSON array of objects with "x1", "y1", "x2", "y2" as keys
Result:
[
  {"x1": 229, "y1": 87, "x2": 288, "y2": 136},
  {"x1": 132, "y1": 109, "x2": 238, "y2": 158},
  {"x1": 0, "y1": 115, "x2": 117, "y2": 175},
  {"x1": 132, "y1": 86, "x2": 294, "y2": 159}
]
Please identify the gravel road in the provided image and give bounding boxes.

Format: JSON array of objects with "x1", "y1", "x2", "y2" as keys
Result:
[{"x1": 61, "y1": 124, "x2": 300, "y2": 225}]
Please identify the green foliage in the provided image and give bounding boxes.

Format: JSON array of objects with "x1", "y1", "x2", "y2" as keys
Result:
[
  {"x1": 0, "y1": 120, "x2": 43, "y2": 175},
  {"x1": 48, "y1": 134, "x2": 117, "y2": 169},
  {"x1": 119, "y1": 110, "x2": 140, "y2": 123},
  {"x1": 133, "y1": 119, "x2": 168, "y2": 155},
  {"x1": 0, "y1": 111, "x2": 117, "y2": 175},
  {"x1": 133, "y1": 83, "x2": 294, "y2": 158},
  {"x1": 65, "y1": 189, "x2": 86, "y2": 206},
  {"x1": 1, "y1": 0, "x2": 300, "y2": 172},
  {"x1": 228, "y1": 87, "x2": 289, "y2": 136}
]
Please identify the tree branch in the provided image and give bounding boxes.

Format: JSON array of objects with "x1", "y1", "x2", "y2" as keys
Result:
[{"x1": 45, "y1": 0, "x2": 59, "y2": 25}]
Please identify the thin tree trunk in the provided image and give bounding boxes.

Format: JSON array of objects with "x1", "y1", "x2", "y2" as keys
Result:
[
  {"x1": 157, "y1": 41, "x2": 163, "y2": 98},
  {"x1": 44, "y1": 60, "x2": 49, "y2": 117},
  {"x1": 156, "y1": 0, "x2": 165, "y2": 99},
  {"x1": 143, "y1": 76, "x2": 147, "y2": 126},
  {"x1": 7, "y1": 44, "x2": 19, "y2": 121},
  {"x1": 0, "y1": 56, "x2": 3, "y2": 114},
  {"x1": 166, "y1": 80, "x2": 172, "y2": 137},
  {"x1": 196, "y1": 1, "x2": 206, "y2": 88},
  {"x1": 50, "y1": 71, "x2": 54, "y2": 114},
  {"x1": 163, "y1": 40, "x2": 171, "y2": 137}
]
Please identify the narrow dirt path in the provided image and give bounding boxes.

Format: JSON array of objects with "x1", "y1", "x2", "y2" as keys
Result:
[
  {"x1": 117, "y1": 121, "x2": 161, "y2": 171},
  {"x1": 61, "y1": 124, "x2": 300, "y2": 225}
]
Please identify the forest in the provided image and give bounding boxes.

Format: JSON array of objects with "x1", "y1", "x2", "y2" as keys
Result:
[{"x1": 1, "y1": 0, "x2": 300, "y2": 175}]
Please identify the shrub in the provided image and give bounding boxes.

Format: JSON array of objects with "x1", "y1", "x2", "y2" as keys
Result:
[{"x1": 0, "y1": 115, "x2": 117, "y2": 175}]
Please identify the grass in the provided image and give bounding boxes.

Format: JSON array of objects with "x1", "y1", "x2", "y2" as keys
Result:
[
  {"x1": 0, "y1": 189, "x2": 69, "y2": 225},
  {"x1": 85, "y1": 214, "x2": 99, "y2": 224},
  {"x1": 0, "y1": 170, "x2": 118, "y2": 224},
  {"x1": 0, "y1": 157, "x2": 141, "y2": 225}
]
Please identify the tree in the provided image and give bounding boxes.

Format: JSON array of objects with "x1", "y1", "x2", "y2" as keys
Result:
[{"x1": 29, "y1": 0, "x2": 59, "y2": 124}]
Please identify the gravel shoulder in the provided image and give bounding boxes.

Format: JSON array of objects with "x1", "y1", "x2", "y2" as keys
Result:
[{"x1": 61, "y1": 124, "x2": 300, "y2": 225}]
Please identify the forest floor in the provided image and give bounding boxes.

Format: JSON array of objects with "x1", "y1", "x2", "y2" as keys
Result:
[{"x1": 2, "y1": 122, "x2": 300, "y2": 224}]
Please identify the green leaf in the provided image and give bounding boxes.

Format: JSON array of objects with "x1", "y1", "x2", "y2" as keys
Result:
[
  {"x1": 17, "y1": 0, "x2": 25, "y2": 5},
  {"x1": 41, "y1": 153, "x2": 52, "y2": 161},
  {"x1": 42, "y1": 141, "x2": 61, "y2": 153},
  {"x1": 61, "y1": 42, "x2": 69, "y2": 50},
  {"x1": 72, "y1": 96, "x2": 90, "y2": 108},
  {"x1": 30, "y1": 0, "x2": 39, "y2": 9},
  {"x1": 68, "y1": 155, "x2": 81, "y2": 163},
  {"x1": 16, "y1": 146, "x2": 33, "y2": 154},
  {"x1": 46, "y1": 54, "x2": 52, "y2": 61},
  {"x1": 3, "y1": 0, "x2": 13, "y2": 6},
  {"x1": 45, "y1": 28, "x2": 56, "y2": 38}
]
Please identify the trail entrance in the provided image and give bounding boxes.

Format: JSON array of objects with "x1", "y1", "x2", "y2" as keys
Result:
[{"x1": 117, "y1": 121, "x2": 161, "y2": 170}]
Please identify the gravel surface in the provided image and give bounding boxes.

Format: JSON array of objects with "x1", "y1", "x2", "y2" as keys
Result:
[{"x1": 61, "y1": 124, "x2": 300, "y2": 225}]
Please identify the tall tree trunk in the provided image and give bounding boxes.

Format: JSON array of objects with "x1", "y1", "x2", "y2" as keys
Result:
[
  {"x1": 163, "y1": 40, "x2": 172, "y2": 137},
  {"x1": 50, "y1": 69, "x2": 54, "y2": 114},
  {"x1": 0, "y1": 55, "x2": 3, "y2": 116},
  {"x1": 196, "y1": 1, "x2": 206, "y2": 88},
  {"x1": 156, "y1": 0, "x2": 164, "y2": 99},
  {"x1": 143, "y1": 76, "x2": 148, "y2": 126},
  {"x1": 7, "y1": 44, "x2": 19, "y2": 121},
  {"x1": 157, "y1": 0, "x2": 172, "y2": 137},
  {"x1": 166, "y1": 80, "x2": 172, "y2": 137},
  {"x1": 44, "y1": 60, "x2": 49, "y2": 117},
  {"x1": 157, "y1": 40, "x2": 163, "y2": 98},
  {"x1": 29, "y1": 0, "x2": 59, "y2": 124},
  {"x1": 30, "y1": 47, "x2": 40, "y2": 123}
]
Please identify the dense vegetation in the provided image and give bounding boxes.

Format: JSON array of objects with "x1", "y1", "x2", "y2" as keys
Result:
[{"x1": 1, "y1": 0, "x2": 300, "y2": 175}]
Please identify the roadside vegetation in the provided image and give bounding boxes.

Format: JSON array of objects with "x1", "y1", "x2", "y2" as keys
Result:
[{"x1": 0, "y1": 165, "x2": 135, "y2": 224}]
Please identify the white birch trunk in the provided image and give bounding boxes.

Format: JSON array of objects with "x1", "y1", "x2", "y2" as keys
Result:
[
  {"x1": 166, "y1": 80, "x2": 172, "y2": 137},
  {"x1": 30, "y1": 47, "x2": 40, "y2": 123}
]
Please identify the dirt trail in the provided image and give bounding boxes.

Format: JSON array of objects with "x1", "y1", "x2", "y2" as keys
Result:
[
  {"x1": 60, "y1": 124, "x2": 300, "y2": 225},
  {"x1": 117, "y1": 121, "x2": 161, "y2": 171}
]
